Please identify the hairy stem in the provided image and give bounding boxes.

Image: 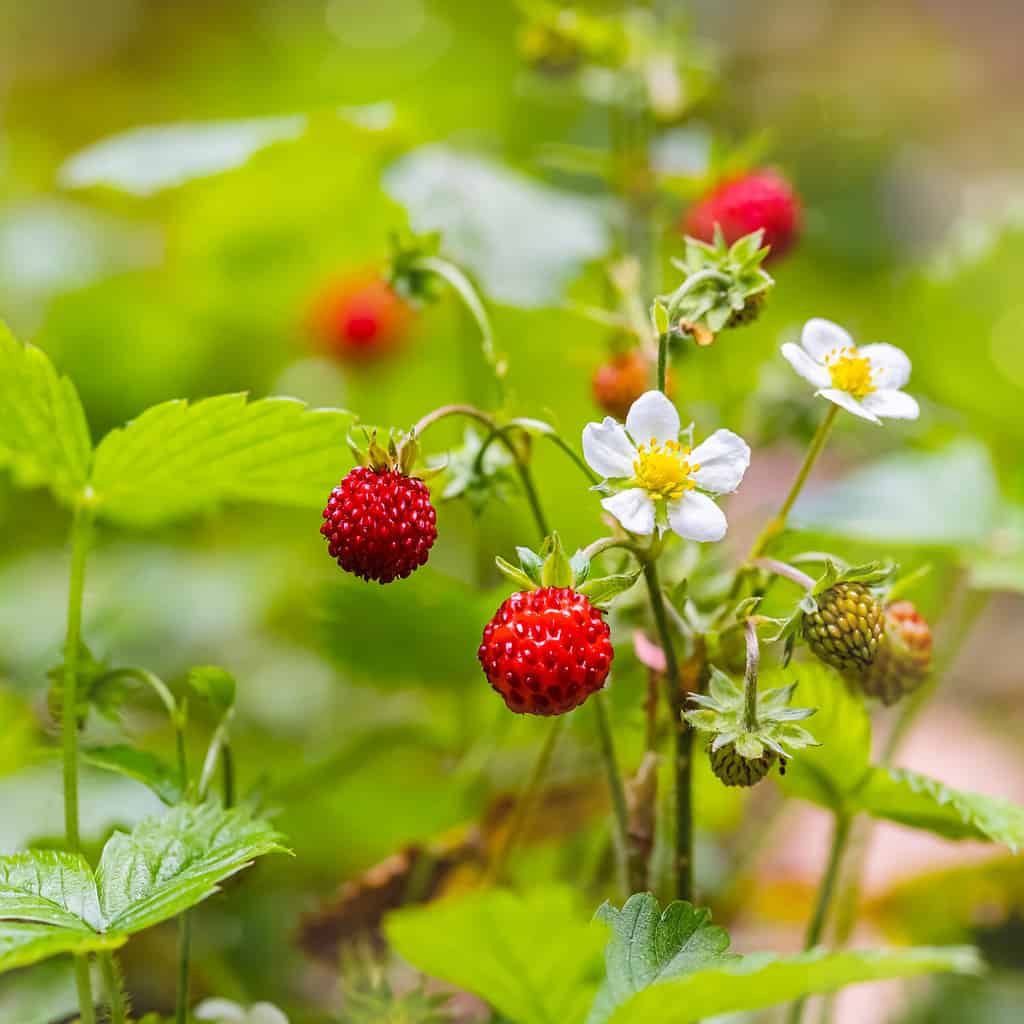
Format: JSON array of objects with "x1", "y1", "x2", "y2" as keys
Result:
[
  {"x1": 63, "y1": 502, "x2": 96, "y2": 1019},
  {"x1": 487, "y1": 716, "x2": 566, "y2": 884},
  {"x1": 643, "y1": 561, "x2": 693, "y2": 900},
  {"x1": 657, "y1": 329, "x2": 670, "y2": 394},
  {"x1": 176, "y1": 912, "x2": 192, "y2": 1024},
  {"x1": 743, "y1": 619, "x2": 760, "y2": 732},
  {"x1": 593, "y1": 693, "x2": 635, "y2": 895},
  {"x1": 751, "y1": 557, "x2": 816, "y2": 593},
  {"x1": 786, "y1": 813, "x2": 851, "y2": 1024},
  {"x1": 748, "y1": 404, "x2": 839, "y2": 562},
  {"x1": 99, "y1": 951, "x2": 127, "y2": 1024}
]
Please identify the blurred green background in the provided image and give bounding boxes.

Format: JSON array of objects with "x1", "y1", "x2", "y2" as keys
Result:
[{"x1": 1, "y1": 1, "x2": 1024, "y2": 1021}]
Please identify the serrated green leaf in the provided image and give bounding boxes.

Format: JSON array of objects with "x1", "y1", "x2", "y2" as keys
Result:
[
  {"x1": 0, "y1": 851, "x2": 101, "y2": 931},
  {"x1": 187, "y1": 665, "x2": 237, "y2": 713},
  {"x1": 0, "y1": 322, "x2": 92, "y2": 504},
  {"x1": 587, "y1": 894, "x2": 733, "y2": 1024},
  {"x1": 577, "y1": 570, "x2": 641, "y2": 606},
  {"x1": 0, "y1": 921, "x2": 124, "y2": 973},
  {"x1": 605, "y1": 945, "x2": 982, "y2": 1023},
  {"x1": 385, "y1": 886, "x2": 606, "y2": 1024},
  {"x1": 856, "y1": 767, "x2": 1024, "y2": 851},
  {"x1": 83, "y1": 745, "x2": 184, "y2": 806},
  {"x1": 769, "y1": 662, "x2": 872, "y2": 810},
  {"x1": 97, "y1": 803, "x2": 287, "y2": 934},
  {"x1": 90, "y1": 394, "x2": 355, "y2": 527}
]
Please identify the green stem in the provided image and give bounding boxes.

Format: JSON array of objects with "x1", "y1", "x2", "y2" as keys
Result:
[
  {"x1": 786, "y1": 813, "x2": 851, "y2": 1024},
  {"x1": 221, "y1": 744, "x2": 236, "y2": 808},
  {"x1": 742, "y1": 619, "x2": 759, "y2": 732},
  {"x1": 486, "y1": 716, "x2": 566, "y2": 884},
  {"x1": 512, "y1": 458, "x2": 550, "y2": 540},
  {"x1": 63, "y1": 502, "x2": 96, "y2": 1020},
  {"x1": 99, "y1": 951, "x2": 126, "y2": 1024},
  {"x1": 92, "y1": 666, "x2": 177, "y2": 720},
  {"x1": 176, "y1": 912, "x2": 192, "y2": 1024},
  {"x1": 748, "y1": 404, "x2": 839, "y2": 562},
  {"x1": 418, "y1": 256, "x2": 505, "y2": 396},
  {"x1": 592, "y1": 694, "x2": 634, "y2": 895},
  {"x1": 73, "y1": 958, "x2": 96, "y2": 1024},
  {"x1": 657, "y1": 330, "x2": 669, "y2": 394},
  {"x1": 643, "y1": 561, "x2": 693, "y2": 901}
]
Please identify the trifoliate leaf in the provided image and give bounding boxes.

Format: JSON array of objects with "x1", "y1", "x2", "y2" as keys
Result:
[
  {"x1": 0, "y1": 322, "x2": 92, "y2": 505},
  {"x1": 434, "y1": 426, "x2": 515, "y2": 512},
  {"x1": 90, "y1": 394, "x2": 355, "y2": 527},
  {"x1": 0, "y1": 805, "x2": 285, "y2": 975},
  {"x1": 586, "y1": 894, "x2": 733, "y2": 1024}
]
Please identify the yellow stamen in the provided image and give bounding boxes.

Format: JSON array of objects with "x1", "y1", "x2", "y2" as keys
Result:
[
  {"x1": 826, "y1": 346, "x2": 876, "y2": 400},
  {"x1": 633, "y1": 438, "x2": 699, "y2": 501}
]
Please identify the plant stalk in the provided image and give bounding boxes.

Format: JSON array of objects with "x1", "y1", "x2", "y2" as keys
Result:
[
  {"x1": 593, "y1": 693, "x2": 635, "y2": 895},
  {"x1": 176, "y1": 912, "x2": 192, "y2": 1024},
  {"x1": 786, "y1": 812, "x2": 851, "y2": 1024},
  {"x1": 62, "y1": 502, "x2": 96, "y2": 1020},
  {"x1": 99, "y1": 950, "x2": 127, "y2": 1024},
  {"x1": 742, "y1": 618, "x2": 760, "y2": 732},
  {"x1": 643, "y1": 560, "x2": 693, "y2": 900}
]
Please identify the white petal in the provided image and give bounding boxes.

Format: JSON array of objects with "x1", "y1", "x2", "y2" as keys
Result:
[
  {"x1": 601, "y1": 488, "x2": 656, "y2": 535},
  {"x1": 195, "y1": 1001, "x2": 246, "y2": 1023},
  {"x1": 802, "y1": 317, "x2": 854, "y2": 361},
  {"x1": 816, "y1": 388, "x2": 882, "y2": 424},
  {"x1": 860, "y1": 388, "x2": 920, "y2": 421},
  {"x1": 689, "y1": 429, "x2": 751, "y2": 495},
  {"x1": 582, "y1": 418, "x2": 636, "y2": 478},
  {"x1": 781, "y1": 342, "x2": 830, "y2": 388},
  {"x1": 858, "y1": 343, "x2": 911, "y2": 390},
  {"x1": 667, "y1": 491, "x2": 727, "y2": 542},
  {"x1": 250, "y1": 1005, "x2": 290, "y2": 1024},
  {"x1": 626, "y1": 390, "x2": 680, "y2": 446}
]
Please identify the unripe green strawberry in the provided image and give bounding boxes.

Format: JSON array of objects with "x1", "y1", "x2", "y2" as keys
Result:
[
  {"x1": 708, "y1": 742, "x2": 782, "y2": 788},
  {"x1": 860, "y1": 600, "x2": 932, "y2": 705},
  {"x1": 803, "y1": 582, "x2": 884, "y2": 677}
]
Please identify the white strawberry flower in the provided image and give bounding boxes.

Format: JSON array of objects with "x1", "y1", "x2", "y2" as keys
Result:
[
  {"x1": 582, "y1": 390, "x2": 750, "y2": 542},
  {"x1": 195, "y1": 1000, "x2": 288, "y2": 1024},
  {"x1": 781, "y1": 318, "x2": 920, "y2": 425}
]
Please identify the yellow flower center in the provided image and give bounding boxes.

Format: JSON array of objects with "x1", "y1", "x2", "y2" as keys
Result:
[
  {"x1": 633, "y1": 438, "x2": 699, "y2": 501},
  {"x1": 826, "y1": 347, "x2": 876, "y2": 400}
]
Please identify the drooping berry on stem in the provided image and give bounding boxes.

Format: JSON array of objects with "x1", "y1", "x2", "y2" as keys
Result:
[
  {"x1": 478, "y1": 586, "x2": 614, "y2": 716},
  {"x1": 861, "y1": 600, "x2": 933, "y2": 705},
  {"x1": 803, "y1": 581, "x2": 884, "y2": 679},
  {"x1": 592, "y1": 350, "x2": 673, "y2": 421},
  {"x1": 321, "y1": 466, "x2": 437, "y2": 583}
]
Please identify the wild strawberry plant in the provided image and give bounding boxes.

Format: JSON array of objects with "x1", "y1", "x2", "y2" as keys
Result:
[{"x1": 1, "y1": 5, "x2": 1022, "y2": 1024}]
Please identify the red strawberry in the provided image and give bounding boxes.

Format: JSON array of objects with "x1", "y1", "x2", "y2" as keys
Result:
[
  {"x1": 592, "y1": 350, "x2": 674, "y2": 421},
  {"x1": 308, "y1": 271, "x2": 412, "y2": 364},
  {"x1": 684, "y1": 170, "x2": 801, "y2": 262},
  {"x1": 321, "y1": 466, "x2": 437, "y2": 583},
  {"x1": 478, "y1": 587, "x2": 613, "y2": 715}
]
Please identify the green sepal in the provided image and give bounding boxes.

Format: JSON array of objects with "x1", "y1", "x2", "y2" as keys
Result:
[
  {"x1": 814, "y1": 558, "x2": 895, "y2": 596},
  {"x1": 652, "y1": 298, "x2": 670, "y2": 336},
  {"x1": 495, "y1": 556, "x2": 538, "y2": 591},
  {"x1": 577, "y1": 569, "x2": 642, "y2": 607},
  {"x1": 540, "y1": 532, "x2": 575, "y2": 588},
  {"x1": 516, "y1": 546, "x2": 545, "y2": 583}
]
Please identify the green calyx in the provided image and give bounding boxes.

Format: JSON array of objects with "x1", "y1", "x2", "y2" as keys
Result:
[
  {"x1": 685, "y1": 667, "x2": 818, "y2": 763},
  {"x1": 349, "y1": 427, "x2": 441, "y2": 481},
  {"x1": 661, "y1": 227, "x2": 774, "y2": 345},
  {"x1": 495, "y1": 532, "x2": 641, "y2": 607}
]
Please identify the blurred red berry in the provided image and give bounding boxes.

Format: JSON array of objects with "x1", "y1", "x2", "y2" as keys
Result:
[
  {"x1": 308, "y1": 271, "x2": 412, "y2": 364},
  {"x1": 592, "y1": 350, "x2": 674, "y2": 420},
  {"x1": 321, "y1": 466, "x2": 437, "y2": 583},
  {"x1": 478, "y1": 587, "x2": 613, "y2": 715},
  {"x1": 684, "y1": 170, "x2": 801, "y2": 262}
]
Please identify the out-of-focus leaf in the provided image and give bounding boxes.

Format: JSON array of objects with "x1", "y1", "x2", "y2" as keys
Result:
[
  {"x1": 855, "y1": 768, "x2": 1024, "y2": 851},
  {"x1": 768, "y1": 663, "x2": 872, "y2": 811},
  {"x1": 83, "y1": 745, "x2": 184, "y2": 806},
  {"x1": 792, "y1": 440, "x2": 998, "y2": 547},
  {"x1": 967, "y1": 504, "x2": 1024, "y2": 594},
  {"x1": 384, "y1": 145, "x2": 610, "y2": 308},
  {"x1": 59, "y1": 116, "x2": 308, "y2": 196},
  {"x1": 604, "y1": 945, "x2": 982, "y2": 1023},
  {"x1": 586, "y1": 894, "x2": 733, "y2": 1024},
  {"x1": 90, "y1": 394, "x2": 354, "y2": 527},
  {"x1": 97, "y1": 803, "x2": 287, "y2": 934},
  {"x1": 0, "y1": 322, "x2": 92, "y2": 504},
  {"x1": 187, "y1": 665, "x2": 237, "y2": 713},
  {"x1": 0, "y1": 921, "x2": 124, "y2": 973},
  {"x1": 0, "y1": 958, "x2": 81, "y2": 1024},
  {"x1": 0, "y1": 688, "x2": 39, "y2": 778},
  {"x1": 385, "y1": 886, "x2": 606, "y2": 1024}
]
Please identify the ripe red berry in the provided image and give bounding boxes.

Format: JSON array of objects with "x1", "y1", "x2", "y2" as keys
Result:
[
  {"x1": 478, "y1": 587, "x2": 614, "y2": 715},
  {"x1": 684, "y1": 170, "x2": 801, "y2": 262},
  {"x1": 321, "y1": 467, "x2": 437, "y2": 583},
  {"x1": 308, "y1": 271, "x2": 412, "y2": 364},
  {"x1": 592, "y1": 350, "x2": 673, "y2": 420}
]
